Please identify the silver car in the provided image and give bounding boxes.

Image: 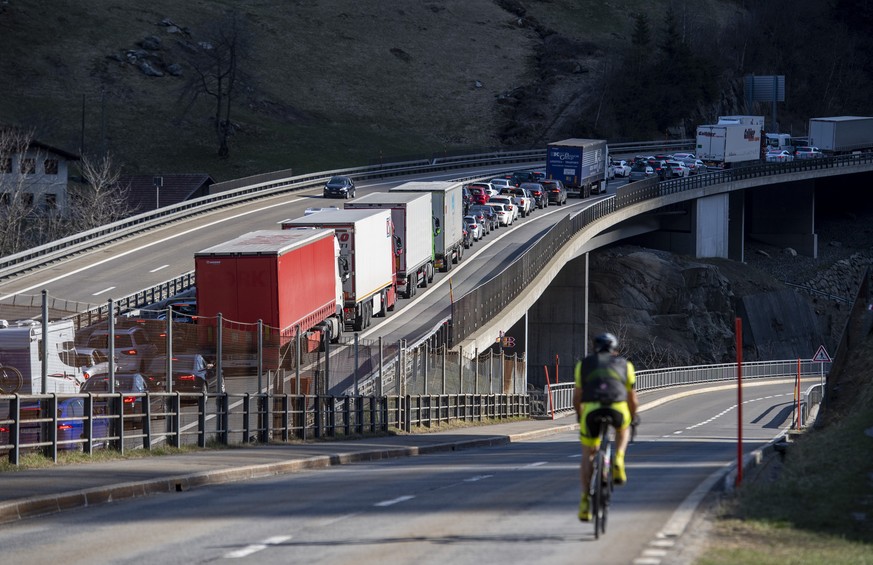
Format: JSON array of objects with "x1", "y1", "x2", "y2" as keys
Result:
[
  {"x1": 86, "y1": 326, "x2": 159, "y2": 373},
  {"x1": 627, "y1": 164, "x2": 655, "y2": 183}
]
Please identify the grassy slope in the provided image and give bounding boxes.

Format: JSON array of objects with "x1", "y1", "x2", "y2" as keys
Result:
[
  {"x1": 697, "y1": 331, "x2": 873, "y2": 563},
  {"x1": 0, "y1": 0, "x2": 734, "y2": 181}
]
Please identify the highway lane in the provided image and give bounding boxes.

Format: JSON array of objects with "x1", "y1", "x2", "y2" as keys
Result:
[
  {"x1": 0, "y1": 166, "x2": 521, "y2": 303},
  {"x1": 0, "y1": 379, "x2": 801, "y2": 564},
  {"x1": 0, "y1": 165, "x2": 620, "y2": 348}
]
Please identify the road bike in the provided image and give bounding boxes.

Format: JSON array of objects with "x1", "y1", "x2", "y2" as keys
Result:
[
  {"x1": 0, "y1": 362, "x2": 24, "y2": 394},
  {"x1": 589, "y1": 413, "x2": 638, "y2": 539},
  {"x1": 589, "y1": 414, "x2": 615, "y2": 539}
]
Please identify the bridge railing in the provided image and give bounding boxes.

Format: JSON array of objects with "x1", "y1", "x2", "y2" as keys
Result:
[
  {"x1": 450, "y1": 151, "x2": 873, "y2": 346},
  {"x1": 532, "y1": 358, "x2": 833, "y2": 418}
]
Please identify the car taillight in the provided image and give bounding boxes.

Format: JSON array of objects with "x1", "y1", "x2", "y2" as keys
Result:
[
  {"x1": 179, "y1": 374, "x2": 196, "y2": 381},
  {"x1": 58, "y1": 423, "x2": 73, "y2": 431},
  {"x1": 120, "y1": 349, "x2": 138, "y2": 356},
  {"x1": 123, "y1": 396, "x2": 136, "y2": 404}
]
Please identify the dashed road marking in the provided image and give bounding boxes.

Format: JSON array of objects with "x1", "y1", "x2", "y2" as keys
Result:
[
  {"x1": 374, "y1": 495, "x2": 415, "y2": 507},
  {"x1": 225, "y1": 535, "x2": 291, "y2": 559}
]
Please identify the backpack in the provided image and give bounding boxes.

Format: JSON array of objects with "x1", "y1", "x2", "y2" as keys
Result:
[{"x1": 580, "y1": 353, "x2": 629, "y2": 404}]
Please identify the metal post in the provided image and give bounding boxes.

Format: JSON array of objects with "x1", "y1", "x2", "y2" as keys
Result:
[
  {"x1": 40, "y1": 290, "x2": 48, "y2": 394},
  {"x1": 378, "y1": 336, "x2": 384, "y2": 397},
  {"x1": 295, "y1": 325, "x2": 301, "y2": 395},
  {"x1": 474, "y1": 347, "x2": 479, "y2": 394},
  {"x1": 216, "y1": 313, "x2": 224, "y2": 395},
  {"x1": 423, "y1": 343, "x2": 428, "y2": 396},
  {"x1": 396, "y1": 340, "x2": 403, "y2": 396},
  {"x1": 489, "y1": 348, "x2": 494, "y2": 394},
  {"x1": 418, "y1": 346, "x2": 430, "y2": 395},
  {"x1": 257, "y1": 319, "x2": 264, "y2": 394},
  {"x1": 354, "y1": 333, "x2": 360, "y2": 396},
  {"x1": 166, "y1": 308, "x2": 173, "y2": 393},
  {"x1": 108, "y1": 299, "x2": 115, "y2": 393},
  {"x1": 458, "y1": 345, "x2": 463, "y2": 394},
  {"x1": 323, "y1": 325, "x2": 331, "y2": 396},
  {"x1": 442, "y1": 342, "x2": 447, "y2": 395}
]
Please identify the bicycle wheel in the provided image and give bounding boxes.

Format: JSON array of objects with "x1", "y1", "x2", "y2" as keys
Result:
[
  {"x1": 601, "y1": 444, "x2": 613, "y2": 535},
  {"x1": 0, "y1": 365, "x2": 24, "y2": 394},
  {"x1": 592, "y1": 450, "x2": 604, "y2": 539}
]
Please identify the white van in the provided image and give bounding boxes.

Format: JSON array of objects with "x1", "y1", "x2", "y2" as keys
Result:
[{"x1": 0, "y1": 319, "x2": 83, "y2": 394}]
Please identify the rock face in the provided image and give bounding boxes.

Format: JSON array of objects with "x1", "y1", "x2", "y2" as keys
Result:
[
  {"x1": 587, "y1": 246, "x2": 828, "y2": 368},
  {"x1": 588, "y1": 248, "x2": 736, "y2": 367}
]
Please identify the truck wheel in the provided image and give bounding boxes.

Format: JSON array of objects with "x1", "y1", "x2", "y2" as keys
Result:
[
  {"x1": 421, "y1": 270, "x2": 428, "y2": 288},
  {"x1": 353, "y1": 309, "x2": 365, "y2": 332},
  {"x1": 406, "y1": 280, "x2": 416, "y2": 299},
  {"x1": 457, "y1": 245, "x2": 464, "y2": 263}
]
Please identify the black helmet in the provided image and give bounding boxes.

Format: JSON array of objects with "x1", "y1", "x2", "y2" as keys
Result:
[{"x1": 593, "y1": 332, "x2": 618, "y2": 353}]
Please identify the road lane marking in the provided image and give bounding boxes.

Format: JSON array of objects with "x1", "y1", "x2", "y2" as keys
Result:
[
  {"x1": 92, "y1": 286, "x2": 115, "y2": 295},
  {"x1": 6, "y1": 197, "x2": 308, "y2": 297},
  {"x1": 149, "y1": 264, "x2": 169, "y2": 272},
  {"x1": 464, "y1": 474, "x2": 493, "y2": 482},
  {"x1": 225, "y1": 535, "x2": 291, "y2": 559},
  {"x1": 374, "y1": 495, "x2": 415, "y2": 507},
  {"x1": 519, "y1": 461, "x2": 547, "y2": 468}
]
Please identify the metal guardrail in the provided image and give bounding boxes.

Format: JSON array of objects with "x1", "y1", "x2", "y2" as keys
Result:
[
  {"x1": 0, "y1": 139, "x2": 695, "y2": 284},
  {"x1": 450, "y1": 151, "x2": 873, "y2": 346},
  {"x1": 531, "y1": 358, "x2": 833, "y2": 417},
  {"x1": 0, "y1": 153, "x2": 542, "y2": 281},
  {"x1": 0, "y1": 391, "x2": 529, "y2": 464}
]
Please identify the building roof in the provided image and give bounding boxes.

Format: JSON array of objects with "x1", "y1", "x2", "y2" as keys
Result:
[{"x1": 118, "y1": 174, "x2": 215, "y2": 213}]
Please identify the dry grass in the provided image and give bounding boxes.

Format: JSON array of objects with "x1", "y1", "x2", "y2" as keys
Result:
[
  {"x1": 0, "y1": 0, "x2": 735, "y2": 180},
  {"x1": 696, "y1": 334, "x2": 873, "y2": 563}
]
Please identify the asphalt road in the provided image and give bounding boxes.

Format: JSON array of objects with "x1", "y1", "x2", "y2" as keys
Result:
[{"x1": 0, "y1": 378, "x2": 802, "y2": 565}]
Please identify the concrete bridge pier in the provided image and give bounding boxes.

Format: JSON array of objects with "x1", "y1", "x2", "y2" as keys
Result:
[{"x1": 527, "y1": 252, "x2": 589, "y2": 389}]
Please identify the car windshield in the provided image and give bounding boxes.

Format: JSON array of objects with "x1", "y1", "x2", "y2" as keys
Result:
[{"x1": 326, "y1": 177, "x2": 348, "y2": 187}]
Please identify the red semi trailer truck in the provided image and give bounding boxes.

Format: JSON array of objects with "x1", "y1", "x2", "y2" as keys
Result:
[{"x1": 194, "y1": 229, "x2": 345, "y2": 347}]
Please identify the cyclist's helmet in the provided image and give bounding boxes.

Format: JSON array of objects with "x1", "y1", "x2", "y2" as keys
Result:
[{"x1": 593, "y1": 332, "x2": 618, "y2": 353}]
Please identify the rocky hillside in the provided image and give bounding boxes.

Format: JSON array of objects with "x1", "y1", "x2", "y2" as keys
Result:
[{"x1": 590, "y1": 203, "x2": 873, "y2": 369}]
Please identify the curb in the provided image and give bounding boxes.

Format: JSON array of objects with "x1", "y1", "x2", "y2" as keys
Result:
[{"x1": 0, "y1": 424, "x2": 576, "y2": 525}]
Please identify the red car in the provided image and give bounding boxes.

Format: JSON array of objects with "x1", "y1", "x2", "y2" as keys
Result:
[{"x1": 468, "y1": 186, "x2": 490, "y2": 205}]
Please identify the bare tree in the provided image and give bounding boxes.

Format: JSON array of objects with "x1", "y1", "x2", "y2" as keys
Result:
[
  {"x1": 68, "y1": 153, "x2": 133, "y2": 231},
  {"x1": 178, "y1": 10, "x2": 252, "y2": 159}
]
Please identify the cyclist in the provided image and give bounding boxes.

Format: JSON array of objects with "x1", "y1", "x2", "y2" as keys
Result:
[{"x1": 573, "y1": 332, "x2": 638, "y2": 522}]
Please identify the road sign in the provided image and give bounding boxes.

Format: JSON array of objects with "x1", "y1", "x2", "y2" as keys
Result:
[
  {"x1": 812, "y1": 345, "x2": 832, "y2": 363},
  {"x1": 501, "y1": 336, "x2": 516, "y2": 348}
]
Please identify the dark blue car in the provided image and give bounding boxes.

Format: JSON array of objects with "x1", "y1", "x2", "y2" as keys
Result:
[{"x1": 57, "y1": 397, "x2": 110, "y2": 450}]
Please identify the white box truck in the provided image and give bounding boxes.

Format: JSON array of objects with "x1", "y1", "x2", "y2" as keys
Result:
[
  {"x1": 808, "y1": 116, "x2": 873, "y2": 154},
  {"x1": 390, "y1": 181, "x2": 464, "y2": 272},
  {"x1": 0, "y1": 319, "x2": 83, "y2": 394},
  {"x1": 344, "y1": 191, "x2": 435, "y2": 299},
  {"x1": 281, "y1": 209, "x2": 397, "y2": 331},
  {"x1": 696, "y1": 119, "x2": 763, "y2": 168}
]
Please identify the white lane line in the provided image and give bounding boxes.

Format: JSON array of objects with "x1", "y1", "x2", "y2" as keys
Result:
[
  {"x1": 464, "y1": 475, "x2": 493, "y2": 482},
  {"x1": 520, "y1": 461, "x2": 548, "y2": 468},
  {"x1": 6, "y1": 197, "x2": 307, "y2": 297},
  {"x1": 149, "y1": 264, "x2": 169, "y2": 272},
  {"x1": 225, "y1": 535, "x2": 291, "y2": 559},
  {"x1": 92, "y1": 286, "x2": 116, "y2": 296},
  {"x1": 568, "y1": 454, "x2": 582, "y2": 458},
  {"x1": 374, "y1": 495, "x2": 415, "y2": 507}
]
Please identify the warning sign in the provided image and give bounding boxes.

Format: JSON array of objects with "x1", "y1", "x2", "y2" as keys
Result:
[{"x1": 812, "y1": 345, "x2": 832, "y2": 363}]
